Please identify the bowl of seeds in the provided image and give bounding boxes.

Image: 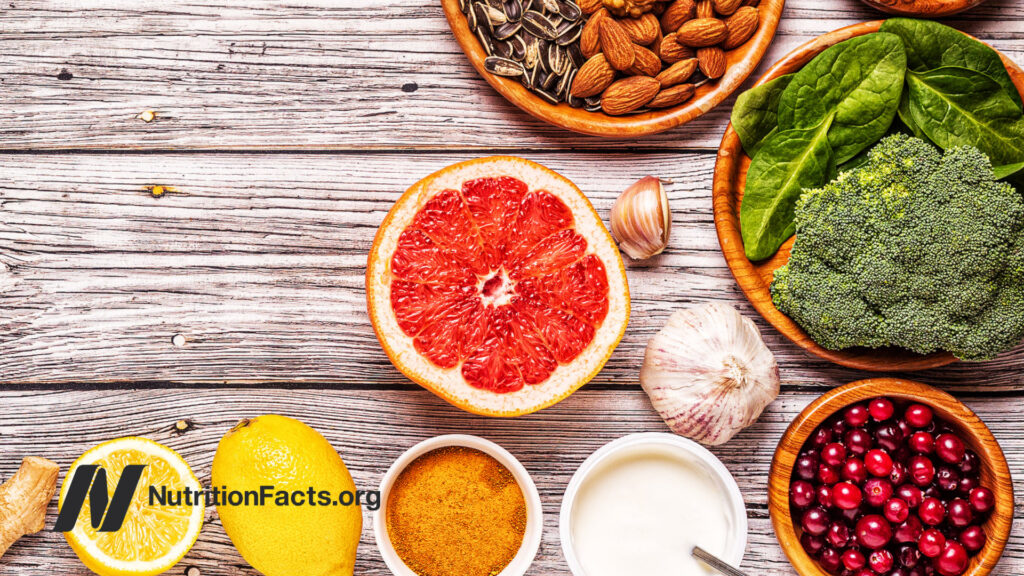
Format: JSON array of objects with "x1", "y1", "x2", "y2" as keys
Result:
[{"x1": 442, "y1": 0, "x2": 786, "y2": 137}]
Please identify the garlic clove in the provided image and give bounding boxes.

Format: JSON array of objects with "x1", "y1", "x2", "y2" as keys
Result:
[
  {"x1": 610, "y1": 176, "x2": 671, "y2": 260},
  {"x1": 640, "y1": 302, "x2": 780, "y2": 446}
]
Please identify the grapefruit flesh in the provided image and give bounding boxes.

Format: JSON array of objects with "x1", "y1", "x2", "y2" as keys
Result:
[{"x1": 367, "y1": 157, "x2": 629, "y2": 416}]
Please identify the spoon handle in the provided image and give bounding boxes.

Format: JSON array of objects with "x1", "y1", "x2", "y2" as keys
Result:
[{"x1": 692, "y1": 546, "x2": 748, "y2": 576}]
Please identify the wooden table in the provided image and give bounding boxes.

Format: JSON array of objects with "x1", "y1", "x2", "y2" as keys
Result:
[{"x1": 0, "y1": 1, "x2": 1022, "y2": 574}]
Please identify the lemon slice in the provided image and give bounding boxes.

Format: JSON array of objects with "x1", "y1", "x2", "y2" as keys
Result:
[{"x1": 59, "y1": 437, "x2": 204, "y2": 576}]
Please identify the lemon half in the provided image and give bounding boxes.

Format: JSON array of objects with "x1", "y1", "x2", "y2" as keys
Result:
[{"x1": 59, "y1": 437, "x2": 204, "y2": 576}]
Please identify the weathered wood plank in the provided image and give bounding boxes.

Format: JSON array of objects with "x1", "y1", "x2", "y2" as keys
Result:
[
  {"x1": 0, "y1": 388, "x2": 1021, "y2": 574},
  {"x1": 0, "y1": 0, "x2": 1021, "y2": 150},
  {"x1": 2, "y1": 152, "x2": 1022, "y2": 387}
]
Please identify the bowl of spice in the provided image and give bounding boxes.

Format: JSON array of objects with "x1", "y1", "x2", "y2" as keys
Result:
[{"x1": 374, "y1": 434, "x2": 543, "y2": 576}]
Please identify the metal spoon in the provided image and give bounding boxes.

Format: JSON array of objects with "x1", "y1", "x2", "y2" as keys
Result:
[{"x1": 692, "y1": 546, "x2": 748, "y2": 576}]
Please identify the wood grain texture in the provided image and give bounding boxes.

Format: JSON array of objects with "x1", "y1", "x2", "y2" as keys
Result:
[
  {"x1": 860, "y1": 0, "x2": 987, "y2": 17},
  {"x1": 0, "y1": 388, "x2": 1022, "y2": 575},
  {"x1": 0, "y1": 0, "x2": 1020, "y2": 150},
  {"x1": 768, "y1": 379, "x2": 1015, "y2": 576}
]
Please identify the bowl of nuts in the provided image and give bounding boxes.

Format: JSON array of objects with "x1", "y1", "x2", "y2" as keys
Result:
[
  {"x1": 442, "y1": 0, "x2": 785, "y2": 136},
  {"x1": 769, "y1": 379, "x2": 1014, "y2": 576}
]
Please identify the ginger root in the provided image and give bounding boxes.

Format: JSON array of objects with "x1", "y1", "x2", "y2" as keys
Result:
[{"x1": 0, "y1": 457, "x2": 60, "y2": 558}]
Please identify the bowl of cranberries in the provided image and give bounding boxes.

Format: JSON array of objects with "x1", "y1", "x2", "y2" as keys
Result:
[{"x1": 769, "y1": 378, "x2": 1013, "y2": 576}]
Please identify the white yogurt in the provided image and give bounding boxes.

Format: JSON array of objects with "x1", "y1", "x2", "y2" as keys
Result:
[{"x1": 568, "y1": 444, "x2": 736, "y2": 576}]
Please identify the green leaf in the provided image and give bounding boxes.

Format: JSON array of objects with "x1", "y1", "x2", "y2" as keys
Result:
[
  {"x1": 880, "y1": 17, "x2": 1023, "y2": 110},
  {"x1": 994, "y1": 161, "x2": 1024, "y2": 181},
  {"x1": 740, "y1": 115, "x2": 836, "y2": 261},
  {"x1": 897, "y1": 90, "x2": 928, "y2": 140},
  {"x1": 906, "y1": 67, "x2": 1024, "y2": 167},
  {"x1": 778, "y1": 32, "x2": 906, "y2": 164},
  {"x1": 731, "y1": 73, "x2": 795, "y2": 157}
]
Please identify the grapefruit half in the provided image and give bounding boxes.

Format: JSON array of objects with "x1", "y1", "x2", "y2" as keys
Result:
[{"x1": 367, "y1": 157, "x2": 630, "y2": 416}]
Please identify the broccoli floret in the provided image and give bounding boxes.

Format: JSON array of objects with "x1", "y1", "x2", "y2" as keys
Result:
[{"x1": 770, "y1": 134, "x2": 1024, "y2": 360}]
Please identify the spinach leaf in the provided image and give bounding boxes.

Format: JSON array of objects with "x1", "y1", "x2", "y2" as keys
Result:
[
  {"x1": 778, "y1": 32, "x2": 906, "y2": 165},
  {"x1": 993, "y1": 161, "x2": 1024, "y2": 181},
  {"x1": 740, "y1": 115, "x2": 836, "y2": 261},
  {"x1": 898, "y1": 91, "x2": 928, "y2": 141},
  {"x1": 732, "y1": 74, "x2": 795, "y2": 157},
  {"x1": 906, "y1": 66, "x2": 1024, "y2": 167},
  {"x1": 880, "y1": 18, "x2": 1023, "y2": 110}
]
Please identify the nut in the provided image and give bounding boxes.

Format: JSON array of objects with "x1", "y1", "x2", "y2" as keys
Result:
[
  {"x1": 603, "y1": 0, "x2": 658, "y2": 18},
  {"x1": 658, "y1": 32, "x2": 695, "y2": 63},
  {"x1": 676, "y1": 18, "x2": 728, "y2": 47},
  {"x1": 697, "y1": 46, "x2": 727, "y2": 79},
  {"x1": 619, "y1": 13, "x2": 660, "y2": 45},
  {"x1": 655, "y1": 57, "x2": 698, "y2": 87},
  {"x1": 713, "y1": 0, "x2": 743, "y2": 15},
  {"x1": 571, "y1": 53, "x2": 617, "y2": 97},
  {"x1": 722, "y1": 5, "x2": 759, "y2": 49},
  {"x1": 627, "y1": 45, "x2": 662, "y2": 76},
  {"x1": 659, "y1": 0, "x2": 695, "y2": 34},
  {"x1": 581, "y1": 9, "x2": 608, "y2": 59},
  {"x1": 648, "y1": 83, "x2": 696, "y2": 108},
  {"x1": 599, "y1": 18, "x2": 636, "y2": 71},
  {"x1": 696, "y1": 0, "x2": 714, "y2": 18},
  {"x1": 601, "y1": 75, "x2": 661, "y2": 115},
  {"x1": 579, "y1": 0, "x2": 604, "y2": 14}
]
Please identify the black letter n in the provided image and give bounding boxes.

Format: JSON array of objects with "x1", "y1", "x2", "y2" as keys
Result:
[{"x1": 54, "y1": 465, "x2": 147, "y2": 532}]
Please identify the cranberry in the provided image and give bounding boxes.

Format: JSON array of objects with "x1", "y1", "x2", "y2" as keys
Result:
[
  {"x1": 909, "y1": 431, "x2": 935, "y2": 454},
  {"x1": 909, "y1": 455, "x2": 936, "y2": 486},
  {"x1": 845, "y1": 404, "x2": 870, "y2": 427},
  {"x1": 897, "y1": 418, "x2": 913, "y2": 438},
  {"x1": 819, "y1": 546, "x2": 842, "y2": 574},
  {"x1": 855, "y1": 514, "x2": 892, "y2": 549},
  {"x1": 818, "y1": 485, "x2": 834, "y2": 508},
  {"x1": 891, "y1": 461, "x2": 908, "y2": 485},
  {"x1": 922, "y1": 484, "x2": 943, "y2": 501},
  {"x1": 935, "y1": 433, "x2": 966, "y2": 465},
  {"x1": 831, "y1": 481, "x2": 861, "y2": 510},
  {"x1": 905, "y1": 404, "x2": 934, "y2": 428},
  {"x1": 822, "y1": 442, "x2": 847, "y2": 467},
  {"x1": 812, "y1": 426, "x2": 834, "y2": 448},
  {"x1": 803, "y1": 507, "x2": 830, "y2": 535},
  {"x1": 959, "y1": 450, "x2": 980, "y2": 478},
  {"x1": 898, "y1": 544, "x2": 921, "y2": 568},
  {"x1": 802, "y1": 532, "x2": 826, "y2": 556},
  {"x1": 897, "y1": 484, "x2": 924, "y2": 508},
  {"x1": 819, "y1": 463, "x2": 841, "y2": 485},
  {"x1": 935, "y1": 540, "x2": 969, "y2": 576},
  {"x1": 865, "y1": 449, "x2": 894, "y2": 477},
  {"x1": 842, "y1": 458, "x2": 868, "y2": 484},
  {"x1": 869, "y1": 548, "x2": 894, "y2": 573},
  {"x1": 969, "y1": 487, "x2": 994, "y2": 514},
  {"x1": 957, "y1": 476, "x2": 978, "y2": 497},
  {"x1": 919, "y1": 497, "x2": 946, "y2": 525},
  {"x1": 837, "y1": 506, "x2": 862, "y2": 525},
  {"x1": 869, "y1": 397, "x2": 895, "y2": 421},
  {"x1": 845, "y1": 428, "x2": 873, "y2": 456},
  {"x1": 795, "y1": 453, "x2": 819, "y2": 481},
  {"x1": 918, "y1": 528, "x2": 946, "y2": 557},
  {"x1": 874, "y1": 423, "x2": 902, "y2": 452},
  {"x1": 960, "y1": 525, "x2": 987, "y2": 552},
  {"x1": 864, "y1": 478, "x2": 894, "y2": 507},
  {"x1": 791, "y1": 480, "x2": 816, "y2": 509},
  {"x1": 884, "y1": 497, "x2": 911, "y2": 523},
  {"x1": 827, "y1": 522, "x2": 850, "y2": 548},
  {"x1": 831, "y1": 418, "x2": 849, "y2": 437},
  {"x1": 895, "y1": 516, "x2": 924, "y2": 543},
  {"x1": 947, "y1": 498, "x2": 973, "y2": 528},
  {"x1": 935, "y1": 466, "x2": 960, "y2": 493},
  {"x1": 841, "y1": 547, "x2": 866, "y2": 570}
]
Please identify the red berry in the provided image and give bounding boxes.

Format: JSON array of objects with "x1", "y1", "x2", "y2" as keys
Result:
[
  {"x1": 869, "y1": 548, "x2": 894, "y2": 573},
  {"x1": 869, "y1": 398, "x2": 895, "y2": 421},
  {"x1": 802, "y1": 507, "x2": 830, "y2": 536},
  {"x1": 855, "y1": 514, "x2": 892, "y2": 549},
  {"x1": 919, "y1": 497, "x2": 946, "y2": 526},
  {"x1": 832, "y1": 482, "x2": 862, "y2": 510},
  {"x1": 897, "y1": 484, "x2": 924, "y2": 508},
  {"x1": 969, "y1": 487, "x2": 995, "y2": 514},
  {"x1": 884, "y1": 497, "x2": 910, "y2": 524},
  {"x1": 795, "y1": 453, "x2": 818, "y2": 481},
  {"x1": 908, "y1": 455, "x2": 935, "y2": 486},
  {"x1": 845, "y1": 428, "x2": 873, "y2": 456},
  {"x1": 894, "y1": 516, "x2": 923, "y2": 544},
  {"x1": 905, "y1": 404, "x2": 933, "y2": 428},
  {"x1": 947, "y1": 498, "x2": 973, "y2": 528},
  {"x1": 801, "y1": 532, "x2": 825, "y2": 557},
  {"x1": 841, "y1": 547, "x2": 866, "y2": 570},
  {"x1": 960, "y1": 525, "x2": 987, "y2": 552},
  {"x1": 935, "y1": 540, "x2": 969, "y2": 576},
  {"x1": 791, "y1": 480, "x2": 816, "y2": 509},
  {"x1": 864, "y1": 478, "x2": 894, "y2": 507},
  {"x1": 935, "y1": 433, "x2": 966, "y2": 465},
  {"x1": 845, "y1": 404, "x2": 870, "y2": 427},
  {"x1": 936, "y1": 465, "x2": 960, "y2": 493},
  {"x1": 865, "y1": 449, "x2": 894, "y2": 477},
  {"x1": 818, "y1": 546, "x2": 841, "y2": 573},
  {"x1": 842, "y1": 457, "x2": 868, "y2": 484},
  {"x1": 822, "y1": 442, "x2": 847, "y2": 467},
  {"x1": 817, "y1": 485, "x2": 834, "y2": 508},
  {"x1": 909, "y1": 431, "x2": 935, "y2": 454},
  {"x1": 918, "y1": 528, "x2": 945, "y2": 558},
  {"x1": 827, "y1": 522, "x2": 850, "y2": 548},
  {"x1": 818, "y1": 463, "x2": 841, "y2": 485}
]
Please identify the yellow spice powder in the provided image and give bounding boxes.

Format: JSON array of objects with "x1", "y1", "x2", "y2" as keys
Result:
[{"x1": 386, "y1": 446, "x2": 527, "y2": 576}]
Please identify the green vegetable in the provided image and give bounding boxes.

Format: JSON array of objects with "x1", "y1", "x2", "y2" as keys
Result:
[
  {"x1": 731, "y1": 74, "x2": 795, "y2": 157},
  {"x1": 740, "y1": 116, "x2": 836, "y2": 261},
  {"x1": 906, "y1": 67, "x2": 1024, "y2": 167},
  {"x1": 778, "y1": 32, "x2": 906, "y2": 164},
  {"x1": 771, "y1": 134, "x2": 1024, "y2": 360},
  {"x1": 994, "y1": 161, "x2": 1024, "y2": 181},
  {"x1": 880, "y1": 17, "x2": 1023, "y2": 110}
]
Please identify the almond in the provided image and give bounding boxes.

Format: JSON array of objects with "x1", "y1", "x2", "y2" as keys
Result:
[
  {"x1": 697, "y1": 46, "x2": 727, "y2": 79},
  {"x1": 696, "y1": 0, "x2": 714, "y2": 18},
  {"x1": 659, "y1": 32, "x2": 695, "y2": 63},
  {"x1": 619, "y1": 13, "x2": 660, "y2": 45},
  {"x1": 655, "y1": 57, "x2": 698, "y2": 88},
  {"x1": 571, "y1": 53, "x2": 617, "y2": 98},
  {"x1": 650, "y1": 26, "x2": 664, "y2": 57},
  {"x1": 601, "y1": 75, "x2": 661, "y2": 115},
  {"x1": 627, "y1": 45, "x2": 662, "y2": 76},
  {"x1": 659, "y1": 0, "x2": 695, "y2": 34},
  {"x1": 599, "y1": 18, "x2": 636, "y2": 71},
  {"x1": 578, "y1": 0, "x2": 604, "y2": 15},
  {"x1": 648, "y1": 83, "x2": 696, "y2": 108},
  {"x1": 677, "y1": 18, "x2": 728, "y2": 47},
  {"x1": 743, "y1": 0, "x2": 761, "y2": 5},
  {"x1": 580, "y1": 9, "x2": 608, "y2": 59},
  {"x1": 722, "y1": 5, "x2": 759, "y2": 49},
  {"x1": 713, "y1": 0, "x2": 743, "y2": 15}
]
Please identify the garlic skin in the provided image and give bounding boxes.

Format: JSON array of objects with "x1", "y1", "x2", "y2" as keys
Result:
[
  {"x1": 640, "y1": 302, "x2": 780, "y2": 446},
  {"x1": 610, "y1": 176, "x2": 670, "y2": 260}
]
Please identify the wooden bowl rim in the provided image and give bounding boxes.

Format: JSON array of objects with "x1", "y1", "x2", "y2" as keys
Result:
[
  {"x1": 859, "y1": 0, "x2": 987, "y2": 18},
  {"x1": 768, "y1": 378, "x2": 1015, "y2": 576},
  {"x1": 712, "y1": 20, "x2": 1024, "y2": 372},
  {"x1": 440, "y1": 0, "x2": 786, "y2": 137}
]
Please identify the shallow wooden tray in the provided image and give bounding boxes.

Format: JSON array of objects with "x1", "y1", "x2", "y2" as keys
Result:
[
  {"x1": 441, "y1": 0, "x2": 785, "y2": 137},
  {"x1": 860, "y1": 0, "x2": 986, "y2": 17},
  {"x1": 712, "y1": 20, "x2": 1024, "y2": 372}
]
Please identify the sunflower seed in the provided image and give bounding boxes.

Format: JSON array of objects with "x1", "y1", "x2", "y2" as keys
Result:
[
  {"x1": 545, "y1": 43, "x2": 568, "y2": 75},
  {"x1": 460, "y1": 0, "x2": 472, "y2": 14},
  {"x1": 522, "y1": 10, "x2": 557, "y2": 40},
  {"x1": 555, "y1": 20, "x2": 582, "y2": 46},
  {"x1": 467, "y1": 5, "x2": 478, "y2": 29},
  {"x1": 476, "y1": 27, "x2": 494, "y2": 55},
  {"x1": 493, "y1": 21, "x2": 522, "y2": 40},
  {"x1": 567, "y1": 43, "x2": 584, "y2": 67},
  {"x1": 492, "y1": 39, "x2": 513, "y2": 59},
  {"x1": 484, "y1": 56, "x2": 526, "y2": 77},
  {"x1": 503, "y1": 0, "x2": 522, "y2": 21},
  {"x1": 534, "y1": 88, "x2": 560, "y2": 105},
  {"x1": 557, "y1": 66, "x2": 575, "y2": 97},
  {"x1": 568, "y1": 93, "x2": 584, "y2": 108},
  {"x1": 523, "y1": 38, "x2": 540, "y2": 70},
  {"x1": 554, "y1": 0, "x2": 581, "y2": 21},
  {"x1": 480, "y1": 3, "x2": 507, "y2": 27},
  {"x1": 541, "y1": 0, "x2": 559, "y2": 12},
  {"x1": 510, "y1": 35, "x2": 527, "y2": 60}
]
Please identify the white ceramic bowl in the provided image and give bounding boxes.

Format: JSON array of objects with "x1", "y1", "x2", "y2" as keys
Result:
[
  {"x1": 559, "y1": 432, "x2": 748, "y2": 575},
  {"x1": 374, "y1": 434, "x2": 544, "y2": 576}
]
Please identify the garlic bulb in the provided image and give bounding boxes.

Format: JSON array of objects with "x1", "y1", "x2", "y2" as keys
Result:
[
  {"x1": 610, "y1": 176, "x2": 670, "y2": 260},
  {"x1": 640, "y1": 302, "x2": 780, "y2": 446}
]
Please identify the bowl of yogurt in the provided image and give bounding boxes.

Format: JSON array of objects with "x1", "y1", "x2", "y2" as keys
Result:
[{"x1": 559, "y1": 433, "x2": 748, "y2": 576}]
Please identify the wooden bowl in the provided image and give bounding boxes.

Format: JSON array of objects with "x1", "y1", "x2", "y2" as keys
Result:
[
  {"x1": 441, "y1": 0, "x2": 785, "y2": 137},
  {"x1": 860, "y1": 0, "x2": 986, "y2": 17},
  {"x1": 769, "y1": 378, "x2": 1015, "y2": 576},
  {"x1": 712, "y1": 21, "x2": 1024, "y2": 372}
]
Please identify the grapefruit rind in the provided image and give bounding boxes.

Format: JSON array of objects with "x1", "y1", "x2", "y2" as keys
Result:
[{"x1": 367, "y1": 156, "x2": 630, "y2": 416}]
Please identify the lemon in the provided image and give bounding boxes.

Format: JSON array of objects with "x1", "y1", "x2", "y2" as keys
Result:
[
  {"x1": 212, "y1": 415, "x2": 362, "y2": 576},
  {"x1": 59, "y1": 437, "x2": 204, "y2": 576}
]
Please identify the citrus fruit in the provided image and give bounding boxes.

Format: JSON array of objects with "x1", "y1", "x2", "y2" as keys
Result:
[
  {"x1": 367, "y1": 156, "x2": 630, "y2": 416},
  {"x1": 59, "y1": 437, "x2": 203, "y2": 576},
  {"x1": 212, "y1": 415, "x2": 362, "y2": 576}
]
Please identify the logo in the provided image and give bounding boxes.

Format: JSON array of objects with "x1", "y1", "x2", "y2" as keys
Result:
[{"x1": 53, "y1": 464, "x2": 146, "y2": 532}]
